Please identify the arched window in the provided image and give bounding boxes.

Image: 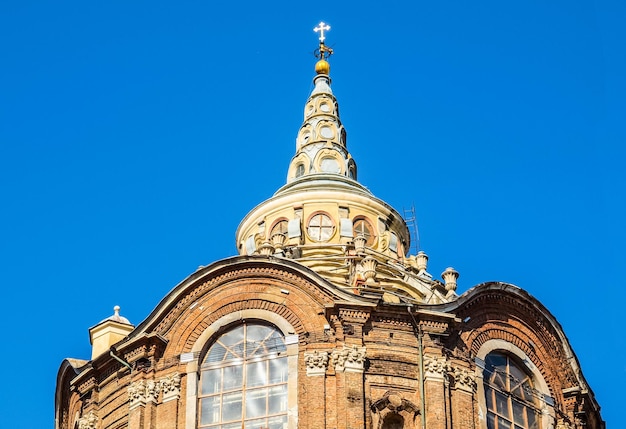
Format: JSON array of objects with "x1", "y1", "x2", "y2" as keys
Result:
[
  {"x1": 199, "y1": 323, "x2": 289, "y2": 429},
  {"x1": 483, "y1": 352, "x2": 540, "y2": 429},
  {"x1": 353, "y1": 217, "x2": 375, "y2": 246}
]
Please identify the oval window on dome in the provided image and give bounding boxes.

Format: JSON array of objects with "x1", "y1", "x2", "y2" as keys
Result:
[
  {"x1": 307, "y1": 212, "x2": 335, "y2": 242},
  {"x1": 305, "y1": 103, "x2": 314, "y2": 117},
  {"x1": 320, "y1": 157, "x2": 341, "y2": 174},
  {"x1": 320, "y1": 103, "x2": 331, "y2": 113},
  {"x1": 320, "y1": 126, "x2": 334, "y2": 139}
]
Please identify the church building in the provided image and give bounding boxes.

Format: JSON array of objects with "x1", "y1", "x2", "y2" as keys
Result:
[{"x1": 55, "y1": 24, "x2": 603, "y2": 429}]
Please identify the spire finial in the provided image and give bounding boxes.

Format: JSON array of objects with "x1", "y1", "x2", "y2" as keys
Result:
[
  {"x1": 313, "y1": 22, "x2": 333, "y2": 74},
  {"x1": 314, "y1": 21, "x2": 330, "y2": 43}
]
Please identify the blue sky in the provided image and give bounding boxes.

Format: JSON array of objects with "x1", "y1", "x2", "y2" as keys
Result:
[{"x1": 1, "y1": 1, "x2": 623, "y2": 427}]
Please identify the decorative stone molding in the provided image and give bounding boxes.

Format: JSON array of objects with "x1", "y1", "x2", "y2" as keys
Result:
[
  {"x1": 423, "y1": 356, "x2": 449, "y2": 380},
  {"x1": 361, "y1": 256, "x2": 378, "y2": 285},
  {"x1": 78, "y1": 410, "x2": 98, "y2": 429},
  {"x1": 304, "y1": 350, "x2": 329, "y2": 376},
  {"x1": 331, "y1": 345, "x2": 366, "y2": 373},
  {"x1": 371, "y1": 393, "x2": 420, "y2": 429},
  {"x1": 451, "y1": 366, "x2": 477, "y2": 392},
  {"x1": 371, "y1": 393, "x2": 419, "y2": 414},
  {"x1": 128, "y1": 380, "x2": 147, "y2": 409},
  {"x1": 556, "y1": 419, "x2": 572, "y2": 429},
  {"x1": 160, "y1": 373, "x2": 181, "y2": 403},
  {"x1": 423, "y1": 356, "x2": 476, "y2": 391},
  {"x1": 145, "y1": 379, "x2": 161, "y2": 403}
]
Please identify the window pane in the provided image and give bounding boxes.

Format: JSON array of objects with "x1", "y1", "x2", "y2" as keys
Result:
[
  {"x1": 206, "y1": 343, "x2": 228, "y2": 364},
  {"x1": 527, "y1": 409, "x2": 537, "y2": 429},
  {"x1": 486, "y1": 412, "x2": 496, "y2": 429},
  {"x1": 200, "y1": 396, "x2": 221, "y2": 425},
  {"x1": 223, "y1": 423, "x2": 242, "y2": 429},
  {"x1": 202, "y1": 368, "x2": 222, "y2": 395},
  {"x1": 268, "y1": 415, "x2": 288, "y2": 429},
  {"x1": 495, "y1": 391, "x2": 509, "y2": 417},
  {"x1": 221, "y1": 326, "x2": 245, "y2": 346},
  {"x1": 512, "y1": 400, "x2": 526, "y2": 426},
  {"x1": 245, "y1": 418, "x2": 267, "y2": 429},
  {"x1": 268, "y1": 385, "x2": 288, "y2": 414},
  {"x1": 485, "y1": 386, "x2": 495, "y2": 412},
  {"x1": 498, "y1": 416, "x2": 512, "y2": 429},
  {"x1": 221, "y1": 392, "x2": 242, "y2": 422},
  {"x1": 223, "y1": 365, "x2": 243, "y2": 390},
  {"x1": 269, "y1": 357, "x2": 288, "y2": 384},
  {"x1": 247, "y1": 360, "x2": 268, "y2": 387},
  {"x1": 246, "y1": 388, "x2": 268, "y2": 419}
]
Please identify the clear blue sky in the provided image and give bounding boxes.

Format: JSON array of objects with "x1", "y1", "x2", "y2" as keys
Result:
[{"x1": 1, "y1": 1, "x2": 623, "y2": 427}]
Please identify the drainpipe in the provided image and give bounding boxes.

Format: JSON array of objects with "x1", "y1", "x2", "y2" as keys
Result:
[
  {"x1": 408, "y1": 308, "x2": 427, "y2": 429},
  {"x1": 110, "y1": 346, "x2": 133, "y2": 372}
]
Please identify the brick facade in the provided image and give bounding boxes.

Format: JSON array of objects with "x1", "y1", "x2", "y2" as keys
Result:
[{"x1": 56, "y1": 258, "x2": 603, "y2": 429}]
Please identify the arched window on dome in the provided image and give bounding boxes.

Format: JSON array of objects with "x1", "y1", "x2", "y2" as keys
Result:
[
  {"x1": 198, "y1": 323, "x2": 289, "y2": 429},
  {"x1": 482, "y1": 352, "x2": 541, "y2": 429}
]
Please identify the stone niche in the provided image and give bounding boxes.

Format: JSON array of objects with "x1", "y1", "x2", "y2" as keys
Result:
[{"x1": 371, "y1": 392, "x2": 420, "y2": 429}]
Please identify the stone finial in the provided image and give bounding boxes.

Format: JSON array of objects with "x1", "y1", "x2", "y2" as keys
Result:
[
  {"x1": 353, "y1": 234, "x2": 367, "y2": 255},
  {"x1": 271, "y1": 232, "x2": 286, "y2": 250},
  {"x1": 361, "y1": 256, "x2": 378, "y2": 285},
  {"x1": 257, "y1": 241, "x2": 275, "y2": 256},
  {"x1": 442, "y1": 267, "x2": 459, "y2": 296},
  {"x1": 416, "y1": 251, "x2": 428, "y2": 272}
]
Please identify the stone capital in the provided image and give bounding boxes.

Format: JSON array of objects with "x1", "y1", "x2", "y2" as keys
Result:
[
  {"x1": 146, "y1": 379, "x2": 161, "y2": 403},
  {"x1": 128, "y1": 380, "x2": 147, "y2": 409},
  {"x1": 332, "y1": 345, "x2": 366, "y2": 373},
  {"x1": 304, "y1": 350, "x2": 329, "y2": 376},
  {"x1": 423, "y1": 355, "x2": 449, "y2": 381},
  {"x1": 160, "y1": 373, "x2": 181, "y2": 403},
  {"x1": 78, "y1": 410, "x2": 98, "y2": 429},
  {"x1": 451, "y1": 366, "x2": 477, "y2": 393}
]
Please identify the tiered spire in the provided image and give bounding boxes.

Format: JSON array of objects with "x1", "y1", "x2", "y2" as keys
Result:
[
  {"x1": 236, "y1": 24, "x2": 456, "y2": 305},
  {"x1": 286, "y1": 23, "x2": 356, "y2": 183}
]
